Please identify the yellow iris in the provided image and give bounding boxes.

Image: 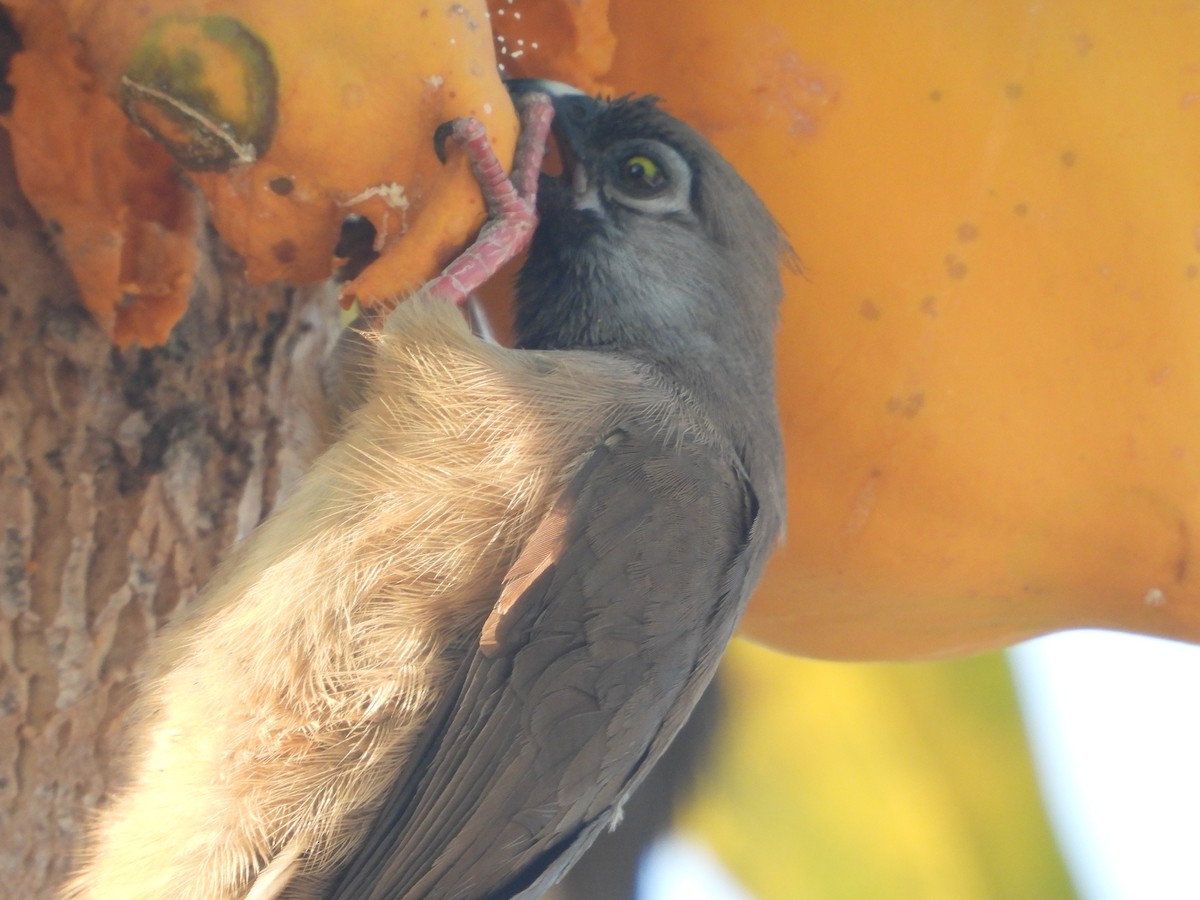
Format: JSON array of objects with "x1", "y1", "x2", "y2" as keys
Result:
[{"x1": 622, "y1": 154, "x2": 664, "y2": 188}]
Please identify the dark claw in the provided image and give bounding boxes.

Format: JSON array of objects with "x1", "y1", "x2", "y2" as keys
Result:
[{"x1": 433, "y1": 119, "x2": 457, "y2": 164}]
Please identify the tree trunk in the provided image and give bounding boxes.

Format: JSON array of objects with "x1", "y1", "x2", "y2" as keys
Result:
[{"x1": 0, "y1": 127, "x2": 342, "y2": 896}]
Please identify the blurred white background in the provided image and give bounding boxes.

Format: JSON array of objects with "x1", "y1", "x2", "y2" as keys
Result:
[{"x1": 1010, "y1": 630, "x2": 1200, "y2": 900}]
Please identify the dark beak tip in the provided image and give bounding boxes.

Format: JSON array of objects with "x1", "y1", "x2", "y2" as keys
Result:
[{"x1": 504, "y1": 79, "x2": 586, "y2": 100}]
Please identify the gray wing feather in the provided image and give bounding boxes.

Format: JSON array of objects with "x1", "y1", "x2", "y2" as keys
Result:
[{"x1": 325, "y1": 426, "x2": 763, "y2": 899}]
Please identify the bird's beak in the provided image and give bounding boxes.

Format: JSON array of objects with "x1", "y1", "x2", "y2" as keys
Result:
[
  {"x1": 505, "y1": 78, "x2": 585, "y2": 101},
  {"x1": 506, "y1": 79, "x2": 602, "y2": 213}
]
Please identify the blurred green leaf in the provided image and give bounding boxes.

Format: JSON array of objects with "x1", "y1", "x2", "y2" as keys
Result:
[{"x1": 681, "y1": 640, "x2": 1074, "y2": 899}]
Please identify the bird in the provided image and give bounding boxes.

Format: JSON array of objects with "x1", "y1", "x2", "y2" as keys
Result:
[{"x1": 63, "y1": 81, "x2": 788, "y2": 899}]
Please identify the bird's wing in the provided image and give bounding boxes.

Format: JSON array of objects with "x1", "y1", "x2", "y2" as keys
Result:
[{"x1": 324, "y1": 424, "x2": 765, "y2": 899}]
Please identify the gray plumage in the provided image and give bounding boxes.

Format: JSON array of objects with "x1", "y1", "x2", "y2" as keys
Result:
[
  {"x1": 327, "y1": 88, "x2": 787, "y2": 898},
  {"x1": 63, "y1": 87, "x2": 786, "y2": 900}
]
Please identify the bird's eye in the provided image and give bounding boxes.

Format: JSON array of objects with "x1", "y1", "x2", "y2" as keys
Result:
[
  {"x1": 603, "y1": 140, "x2": 692, "y2": 214},
  {"x1": 617, "y1": 153, "x2": 667, "y2": 195}
]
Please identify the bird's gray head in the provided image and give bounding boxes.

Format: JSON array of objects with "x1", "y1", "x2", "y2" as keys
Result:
[{"x1": 509, "y1": 82, "x2": 790, "y2": 395}]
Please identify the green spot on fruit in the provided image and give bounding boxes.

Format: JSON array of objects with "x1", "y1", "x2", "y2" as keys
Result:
[{"x1": 121, "y1": 15, "x2": 278, "y2": 172}]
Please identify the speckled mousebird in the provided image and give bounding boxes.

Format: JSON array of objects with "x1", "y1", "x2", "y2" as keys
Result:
[{"x1": 63, "y1": 81, "x2": 788, "y2": 900}]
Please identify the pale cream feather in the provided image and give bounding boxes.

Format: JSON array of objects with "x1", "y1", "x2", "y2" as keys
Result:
[{"x1": 63, "y1": 295, "x2": 658, "y2": 899}]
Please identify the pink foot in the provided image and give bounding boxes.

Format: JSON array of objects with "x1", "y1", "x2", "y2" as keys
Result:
[{"x1": 426, "y1": 93, "x2": 554, "y2": 307}]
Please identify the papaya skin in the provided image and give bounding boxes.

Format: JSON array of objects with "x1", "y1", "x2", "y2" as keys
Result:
[
  {"x1": 4, "y1": 1, "x2": 519, "y2": 341},
  {"x1": 496, "y1": 1, "x2": 1200, "y2": 658},
  {"x1": 93, "y1": 0, "x2": 519, "y2": 305}
]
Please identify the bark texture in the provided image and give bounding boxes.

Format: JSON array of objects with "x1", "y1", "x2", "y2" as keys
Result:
[{"x1": 0, "y1": 126, "x2": 342, "y2": 896}]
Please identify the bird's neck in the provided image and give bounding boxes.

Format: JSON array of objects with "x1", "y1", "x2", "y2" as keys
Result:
[{"x1": 656, "y1": 341, "x2": 784, "y2": 495}]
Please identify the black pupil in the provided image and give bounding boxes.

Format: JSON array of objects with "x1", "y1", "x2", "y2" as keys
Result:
[{"x1": 626, "y1": 158, "x2": 658, "y2": 185}]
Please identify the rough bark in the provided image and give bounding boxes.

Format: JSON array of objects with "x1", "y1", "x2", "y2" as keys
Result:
[{"x1": 0, "y1": 126, "x2": 342, "y2": 896}]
